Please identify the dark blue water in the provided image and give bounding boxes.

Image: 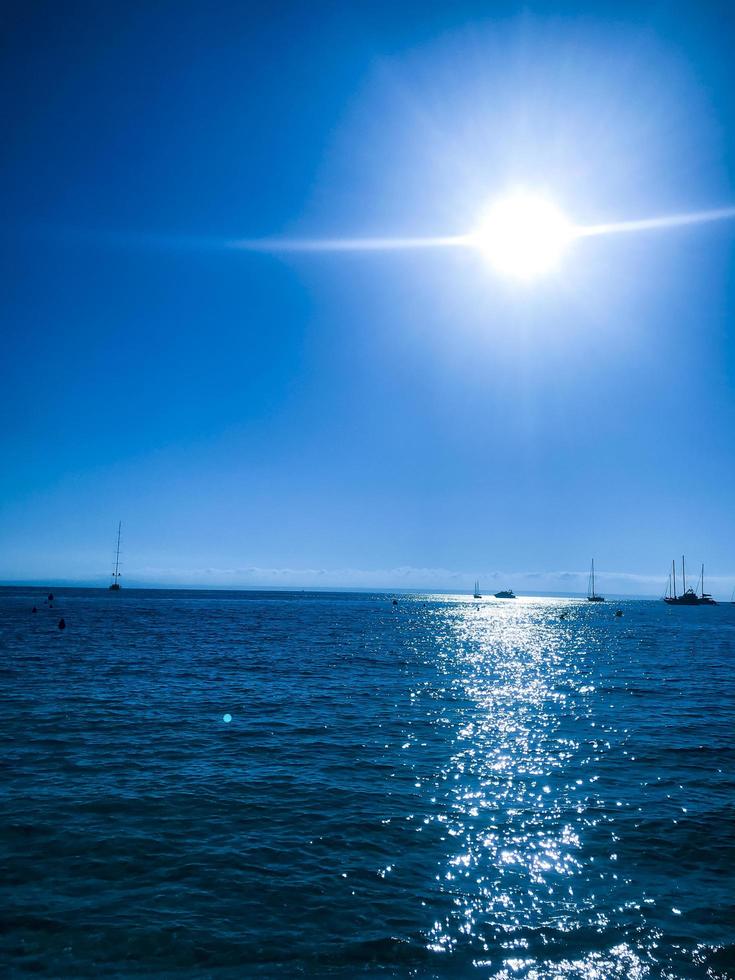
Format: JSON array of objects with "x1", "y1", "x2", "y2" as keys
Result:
[{"x1": 1, "y1": 588, "x2": 733, "y2": 978}]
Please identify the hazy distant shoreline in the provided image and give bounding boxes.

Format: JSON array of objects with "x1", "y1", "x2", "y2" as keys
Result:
[{"x1": 0, "y1": 582, "x2": 662, "y2": 599}]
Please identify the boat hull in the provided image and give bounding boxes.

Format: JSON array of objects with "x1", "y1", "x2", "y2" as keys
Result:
[{"x1": 664, "y1": 596, "x2": 716, "y2": 606}]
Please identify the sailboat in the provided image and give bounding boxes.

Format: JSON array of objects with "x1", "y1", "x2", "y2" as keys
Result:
[
  {"x1": 695, "y1": 563, "x2": 717, "y2": 605},
  {"x1": 664, "y1": 556, "x2": 716, "y2": 605},
  {"x1": 587, "y1": 559, "x2": 605, "y2": 602},
  {"x1": 473, "y1": 580, "x2": 482, "y2": 599},
  {"x1": 109, "y1": 521, "x2": 122, "y2": 591}
]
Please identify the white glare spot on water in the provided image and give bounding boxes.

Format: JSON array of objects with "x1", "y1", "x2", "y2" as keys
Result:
[
  {"x1": 223, "y1": 713, "x2": 232, "y2": 723},
  {"x1": 408, "y1": 597, "x2": 651, "y2": 974}
]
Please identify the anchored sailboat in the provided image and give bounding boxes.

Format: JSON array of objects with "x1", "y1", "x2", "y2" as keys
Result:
[
  {"x1": 664, "y1": 556, "x2": 716, "y2": 605},
  {"x1": 473, "y1": 579, "x2": 482, "y2": 599},
  {"x1": 109, "y1": 521, "x2": 122, "y2": 591},
  {"x1": 587, "y1": 559, "x2": 605, "y2": 602}
]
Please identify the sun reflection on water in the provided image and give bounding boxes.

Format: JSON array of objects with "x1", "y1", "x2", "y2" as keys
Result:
[{"x1": 410, "y1": 598, "x2": 646, "y2": 977}]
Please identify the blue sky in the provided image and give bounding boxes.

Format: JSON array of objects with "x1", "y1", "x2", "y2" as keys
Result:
[{"x1": 2, "y1": 1, "x2": 735, "y2": 595}]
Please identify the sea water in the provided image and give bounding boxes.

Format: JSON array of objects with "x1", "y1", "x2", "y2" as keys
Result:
[{"x1": 1, "y1": 588, "x2": 733, "y2": 978}]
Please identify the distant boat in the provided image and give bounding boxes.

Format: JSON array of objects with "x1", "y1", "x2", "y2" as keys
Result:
[
  {"x1": 109, "y1": 521, "x2": 122, "y2": 591},
  {"x1": 473, "y1": 580, "x2": 482, "y2": 599},
  {"x1": 495, "y1": 589, "x2": 516, "y2": 599},
  {"x1": 587, "y1": 558, "x2": 605, "y2": 602},
  {"x1": 664, "y1": 556, "x2": 716, "y2": 605}
]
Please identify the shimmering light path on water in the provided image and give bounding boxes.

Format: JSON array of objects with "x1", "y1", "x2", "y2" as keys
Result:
[{"x1": 1, "y1": 589, "x2": 733, "y2": 977}]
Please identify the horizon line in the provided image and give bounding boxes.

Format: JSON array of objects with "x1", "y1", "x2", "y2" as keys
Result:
[{"x1": 0, "y1": 580, "x2": 693, "y2": 600}]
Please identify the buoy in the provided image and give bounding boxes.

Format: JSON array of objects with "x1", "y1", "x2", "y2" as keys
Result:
[
  {"x1": 392, "y1": 599, "x2": 398, "y2": 606},
  {"x1": 58, "y1": 618, "x2": 66, "y2": 630},
  {"x1": 615, "y1": 610, "x2": 623, "y2": 617},
  {"x1": 223, "y1": 713, "x2": 232, "y2": 723},
  {"x1": 48, "y1": 593, "x2": 54, "y2": 602},
  {"x1": 31, "y1": 606, "x2": 37, "y2": 614}
]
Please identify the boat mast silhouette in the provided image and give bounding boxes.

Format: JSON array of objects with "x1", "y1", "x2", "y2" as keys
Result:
[
  {"x1": 587, "y1": 558, "x2": 605, "y2": 602},
  {"x1": 664, "y1": 555, "x2": 716, "y2": 605},
  {"x1": 697, "y1": 562, "x2": 716, "y2": 604},
  {"x1": 109, "y1": 521, "x2": 122, "y2": 591}
]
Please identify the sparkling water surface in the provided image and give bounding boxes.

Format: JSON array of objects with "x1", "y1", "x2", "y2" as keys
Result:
[{"x1": 1, "y1": 588, "x2": 733, "y2": 978}]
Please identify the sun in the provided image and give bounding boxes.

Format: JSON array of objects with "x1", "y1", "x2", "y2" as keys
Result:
[{"x1": 472, "y1": 191, "x2": 573, "y2": 279}]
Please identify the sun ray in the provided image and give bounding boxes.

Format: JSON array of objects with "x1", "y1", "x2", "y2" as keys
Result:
[
  {"x1": 227, "y1": 234, "x2": 469, "y2": 252},
  {"x1": 574, "y1": 205, "x2": 735, "y2": 238},
  {"x1": 224, "y1": 204, "x2": 735, "y2": 267},
  {"x1": 60, "y1": 203, "x2": 735, "y2": 262}
]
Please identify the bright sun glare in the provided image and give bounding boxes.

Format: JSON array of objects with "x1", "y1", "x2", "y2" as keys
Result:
[{"x1": 473, "y1": 191, "x2": 573, "y2": 280}]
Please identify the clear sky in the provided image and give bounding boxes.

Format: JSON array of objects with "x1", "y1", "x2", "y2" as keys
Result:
[{"x1": 2, "y1": 0, "x2": 735, "y2": 596}]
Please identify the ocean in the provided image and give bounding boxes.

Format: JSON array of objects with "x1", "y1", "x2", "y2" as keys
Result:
[{"x1": 1, "y1": 587, "x2": 733, "y2": 978}]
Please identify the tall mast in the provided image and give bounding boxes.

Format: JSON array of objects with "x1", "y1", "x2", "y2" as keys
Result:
[
  {"x1": 591, "y1": 559, "x2": 595, "y2": 598},
  {"x1": 673, "y1": 559, "x2": 676, "y2": 598},
  {"x1": 701, "y1": 562, "x2": 704, "y2": 598},
  {"x1": 682, "y1": 555, "x2": 686, "y2": 593},
  {"x1": 113, "y1": 521, "x2": 121, "y2": 581}
]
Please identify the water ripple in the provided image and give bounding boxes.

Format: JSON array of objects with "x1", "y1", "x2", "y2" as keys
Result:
[{"x1": 0, "y1": 588, "x2": 733, "y2": 977}]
